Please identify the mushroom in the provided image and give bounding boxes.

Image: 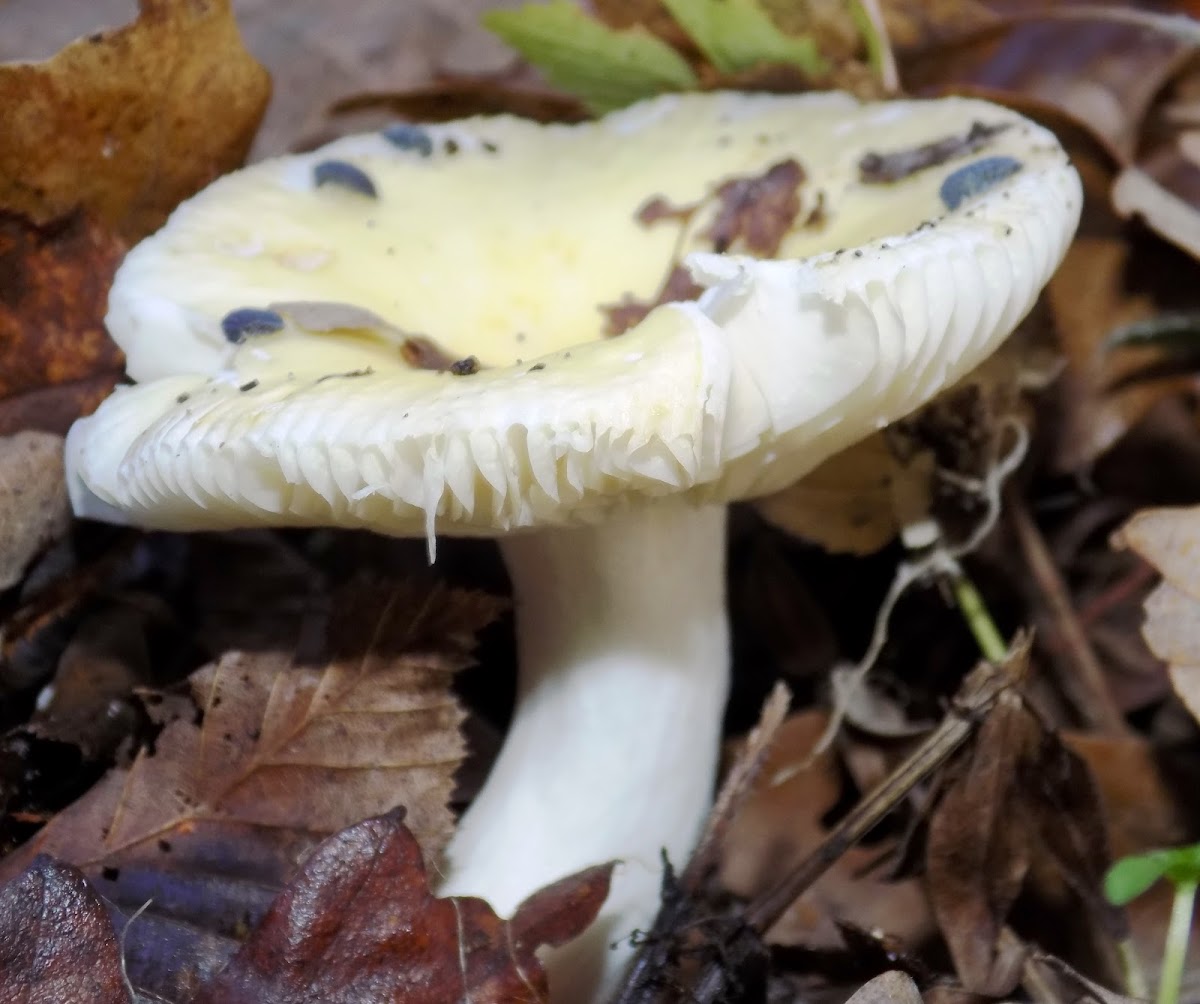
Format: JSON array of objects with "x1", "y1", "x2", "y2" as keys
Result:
[{"x1": 65, "y1": 92, "x2": 1081, "y2": 1000}]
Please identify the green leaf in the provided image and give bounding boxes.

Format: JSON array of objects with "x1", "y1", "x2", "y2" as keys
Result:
[
  {"x1": 661, "y1": 0, "x2": 827, "y2": 76},
  {"x1": 1163, "y1": 844, "x2": 1200, "y2": 886},
  {"x1": 1105, "y1": 844, "x2": 1200, "y2": 905},
  {"x1": 848, "y1": 0, "x2": 886, "y2": 80},
  {"x1": 482, "y1": 1, "x2": 699, "y2": 115},
  {"x1": 1105, "y1": 852, "x2": 1171, "y2": 906}
]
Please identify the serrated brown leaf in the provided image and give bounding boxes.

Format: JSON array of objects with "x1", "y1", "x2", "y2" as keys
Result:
[
  {"x1": 193, "y1": 808, "x2": 612, "y2": 1004},
  {"x1": 0, "y1": 211, "x2": 125, "y2": 435},
  {"x1": 925, "y1": 645, "x2": 1123, "y2": 996},
  {"x1": 0, "y1": 0, "x2": 269, "y2": 242},
  {"x1": 0, "y1": 431, "x2": 70, "y2": 590},
  {"x1": 2, "y1": 580, "x2": 502, "y2": 882},
  {"x1": 0, "y1": 855, "x2": 131, "y2": 1004}
]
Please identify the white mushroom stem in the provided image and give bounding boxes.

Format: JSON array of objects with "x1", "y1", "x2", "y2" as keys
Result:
[{"x1": 439, "y1": 500, "x2": 730, "y2": 1001}]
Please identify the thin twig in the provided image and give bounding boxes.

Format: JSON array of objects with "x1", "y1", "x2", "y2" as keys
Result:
[
  {"x1": 682, "y1": 682, "x2": 792, "y2": 893},
  {"x1": 1007, "y1": 488, "x2": 1129, "y2": 735}
]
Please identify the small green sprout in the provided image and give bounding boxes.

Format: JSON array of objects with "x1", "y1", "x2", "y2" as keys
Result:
[{"x1": 1105, "y1": 844, "x2": 1200, "y2": 1004}]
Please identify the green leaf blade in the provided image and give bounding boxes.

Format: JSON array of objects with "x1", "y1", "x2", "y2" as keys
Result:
[
  {"x1": 482, "y1": 1, "x2": 699, "y2": 115},
  {"x1": 661, "y1": 0, "x2": 827, "y2": 76},
  {"x1": 1105, "y1": 851, "x2": 1172, "y2": 905}
]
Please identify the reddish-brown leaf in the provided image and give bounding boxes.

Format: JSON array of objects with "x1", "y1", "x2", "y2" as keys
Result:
[
  {"x1": 0, "y1": 211, "x2": 125, "y2": 435},
  {"x1": 0, "y1": 0, "x2": 269, "y2": 242},
  {"x1": 194, "y1": 808, "x2": 612, "y2": 1004},
  {"x1": 0, "y1": 856, "x2": 131, "y2": 1004}
]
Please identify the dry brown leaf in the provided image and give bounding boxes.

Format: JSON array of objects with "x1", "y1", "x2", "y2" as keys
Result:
[
  {"x1": 755, "y1": 432, "x2": 934, "y2": 556},
  {"x1": 844, "y1": 970, "x2": 924, "y2": 1004},
  {"x1": 1045, "y1": 235, "x2": 1195, "y2": 469},
  {"x1": 900, "y1": 8, "x2": 1193, "y2": 164},
  {"x1": 1, "y1": 580, "x2": 503, "y2": 885},
  {"x1": 0, "y1": 0, "x2": 269, "y2": 241},
  {"x1": 720, "y1": 710, "x2": 934, "y2": 948},
  {"x1": 237, "y1": 0, "x2": 528, "y2": 155},
  {"x1": 1116, "y1": 505, "x2": 1200, "y2": 721},
  {"x1": 758, "y1": 337, "x2": 1036, "y2": 554},
  {"x1": 880, "y1": 0, "x2": 997, "y2": 50},
  {"x1": 1113, "y1": 164, "x2": 1200, "y2": 263},
  {"x1": 0, "y1": 211, "x2": 126, "y2": 435},
  {"x1": 925, "y1": 659, "x2": 1123, "y2": 997},
  {"x1": 0, "y1": 431, "x2": 69, "y2": 590}
]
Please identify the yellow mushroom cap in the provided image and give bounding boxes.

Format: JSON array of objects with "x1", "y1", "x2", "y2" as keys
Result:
[{"x1": 68, "y1": 91, "x2": 1081, "y2": 540}]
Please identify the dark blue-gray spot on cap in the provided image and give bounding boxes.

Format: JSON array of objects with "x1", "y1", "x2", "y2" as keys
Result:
[
  {"x1": 313, "y1": 159, "x2": 378, "y2": 198},
  {"x1": 939, "y1": 156, "x2": 1022, "y2": 211},
  {"x1": 382, "y1": 123, "x2": 433, "y2": 157},
  {"x1": 221, "y1": 307, "x2": 285, "y2": 344}
]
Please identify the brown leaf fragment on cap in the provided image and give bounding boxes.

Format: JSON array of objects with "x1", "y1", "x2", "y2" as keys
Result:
[
  {"x1": 637, "y1": 194, "x2": 699, "y2": 228},
  {"x1": 192, "y1": 808, "x2": 612, "y2": 1004},
  {"x1": 0, "y1": 210, "x2": 125, "y2": 435},
  {"x1": 0, "y1": 856, "x2": 132, "y2": 1004},
  {"x1": 401, "y1": 335, "x2": 465, "y2": 372},
  {"x1": 705, "y1": 158, "x2": 806, "y2": 255},
  {"x1": 0, "y1": 0, "x2": 270, "y2": 242},
  {"x1": 602, "y1": 264, "x2": 706, "y2": 336},
  {"x1": 859, "y1": 121, "x2": 1010, "y2": 184}
]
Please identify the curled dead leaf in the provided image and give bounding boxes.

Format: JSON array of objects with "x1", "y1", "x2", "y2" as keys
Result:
[
  {"x1": 0, "y1": 0, "x2": 269, "y2": 241},
  {"x1": 1116, "y1": 505, "x2": 1200, "y2": 723},
  {"x1": 926, "y1": 646, "x2": 1124, "y2": 996}
]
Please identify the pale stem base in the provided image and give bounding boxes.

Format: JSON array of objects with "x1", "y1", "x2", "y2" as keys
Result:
[{"x1": 438, "y1": 501, "x2": 731, "y2": 1002}]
